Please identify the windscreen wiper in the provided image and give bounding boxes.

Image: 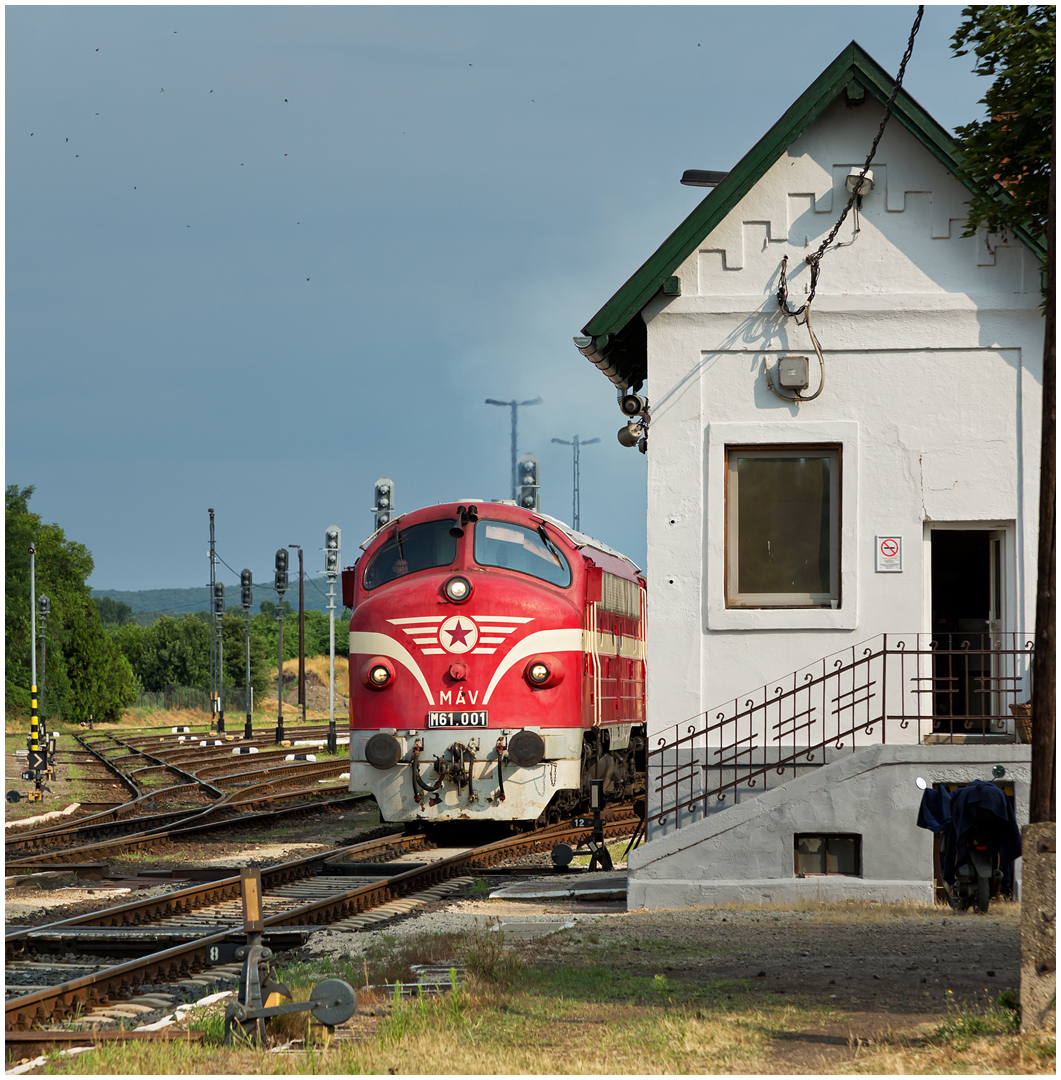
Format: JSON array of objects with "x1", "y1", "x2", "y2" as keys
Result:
[{"x1": 537, "y1": 523, "x2": 563, "y2": 567}]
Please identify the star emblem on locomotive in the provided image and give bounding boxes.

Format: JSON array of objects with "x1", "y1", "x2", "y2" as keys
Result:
[
  {"x1": 439, "y1": 615, "x2": 478, "y2": 653},
  {"x1": 388, "y1": 615, "x2": 534, "y2": 656}
]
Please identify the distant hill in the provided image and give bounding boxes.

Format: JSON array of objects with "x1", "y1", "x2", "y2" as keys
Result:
[{"x1": 92, "y1": 578, "x2": 343, "y2": 621}]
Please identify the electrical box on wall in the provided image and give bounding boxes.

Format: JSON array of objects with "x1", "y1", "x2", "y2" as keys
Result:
[{"x1": 778, "y1": 356, "x2": 810, "y2": 390}]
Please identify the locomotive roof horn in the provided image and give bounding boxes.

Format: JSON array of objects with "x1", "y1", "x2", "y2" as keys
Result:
[{"x1": 449, "y1": 503, "x2": 480, "y2": 538}]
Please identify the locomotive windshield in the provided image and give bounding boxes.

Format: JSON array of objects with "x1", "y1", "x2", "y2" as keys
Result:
[
  {"x1": 473, "y1": 520, "x2": 572, "y2": 587},
  {"x1": 363, "y1": 520, "x2": 458, "y2": 590}
]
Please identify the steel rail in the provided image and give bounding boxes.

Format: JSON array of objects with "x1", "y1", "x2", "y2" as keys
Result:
[
  {"x1": 5, "y1": 789, "x2": 314, "y2": 856},
  {"x1": 208, "y1": 759, "x2": 349, "y2": 789},
  {"x1": 5, "y1": 789, "x2": 369, "y2": 868},
  {"x1": 6, "y1": 812, "x2": 638, "y2": 1030},
  {"x1": 259, "y1": 810, "x2": 639, "y2": 929},
  {"x1": 6, "y1": 832, "x2": 427, "y2": 943},
  {"x1": 6, "y1": 930, "x2": 232, "y2": 1030},
  {"x1": 7, "y1": 762, "x2": 352, "y2": 858},
  {"x1": 87, "y1": 735, "x2": 226, "y2": 798}
]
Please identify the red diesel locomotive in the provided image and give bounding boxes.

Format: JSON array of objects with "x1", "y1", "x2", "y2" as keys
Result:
[{"x1": 341, "y1": 500, "x2": 646, "y2": 825}]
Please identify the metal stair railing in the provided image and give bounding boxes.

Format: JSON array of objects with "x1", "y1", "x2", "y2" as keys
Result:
[{"x1": 648, "y1": 632, "x2": 1034, "y2": 830}]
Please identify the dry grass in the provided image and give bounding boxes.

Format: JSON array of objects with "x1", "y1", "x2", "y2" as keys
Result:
[
  {"x1": 29, "y1": 968, "x2": 1055, "y2": 1076},
  {"x1": 275, "y1": 654, "x2": 349, "y2": 697}
]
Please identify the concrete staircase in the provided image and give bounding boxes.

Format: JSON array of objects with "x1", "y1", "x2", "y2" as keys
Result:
[{"x1": 627, "y1": 742, "x2": 1032, "y2": 909}]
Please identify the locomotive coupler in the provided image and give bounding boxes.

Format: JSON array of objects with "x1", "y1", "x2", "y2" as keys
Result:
[
  {"x1": 446, "y1": 743, "x2": 477, "y2": 804},
  {"x1": 410, "y1": 743, "x2": 443, "y2": 804}
]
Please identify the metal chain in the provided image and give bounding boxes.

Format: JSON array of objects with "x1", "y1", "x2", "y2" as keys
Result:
[{"x1": 779, "y1": 5, "x2": 925, "y2": 318}]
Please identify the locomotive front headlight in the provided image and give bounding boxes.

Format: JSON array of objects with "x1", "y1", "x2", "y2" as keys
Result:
[
  {"x1": 528, "y1": 661, "x2": 550, "y2": 685},
  {"x1": 361, "y1": 656, "x2": 396, "y2": 690},
  {"x1": 444, "y1": 575, "x2": 472, "y2": 603},
  {"x1": 524, "y1": 654, "x2": 564, "y2": 688}
]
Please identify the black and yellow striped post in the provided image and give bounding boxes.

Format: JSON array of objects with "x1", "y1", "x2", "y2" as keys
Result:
[
  {"x1": 29, "y1": 687, "x2": 46, "y2": 791},
  {"x1": 27, "y1": 544, "x2": 46, "y2": 795}
]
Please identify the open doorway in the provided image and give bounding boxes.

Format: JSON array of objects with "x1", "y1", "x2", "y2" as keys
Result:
[{"x1": 930, "y1": 529, "x2": 1005, "y2": 733}]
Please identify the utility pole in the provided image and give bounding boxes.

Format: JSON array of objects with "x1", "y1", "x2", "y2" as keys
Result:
[
  {"x1": 290, "y1": 545, "x2": 305, "y2": 724},
  {"x1": 551, "y1": 435, "x2": 600, "y2": 531},
  {"x1": 324, "y1": 527, "x2": 341, "y2": 755},
  {"x1": 485, "y1": 396, "x2": 542, "y2": 500}
]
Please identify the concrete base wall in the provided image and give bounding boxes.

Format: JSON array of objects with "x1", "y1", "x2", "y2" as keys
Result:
[{"x1": 628, "y1": 743, "x2": 1031, "y2": 909}]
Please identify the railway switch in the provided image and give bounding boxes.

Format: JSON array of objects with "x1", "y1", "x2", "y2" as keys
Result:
[{"x1": 224, "y1": 865, "x2": 356, "y2": 1046}]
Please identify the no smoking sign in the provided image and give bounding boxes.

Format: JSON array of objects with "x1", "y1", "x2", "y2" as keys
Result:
[{"x1": 875, "y1": 535, "x2": 902, "y2": 573}]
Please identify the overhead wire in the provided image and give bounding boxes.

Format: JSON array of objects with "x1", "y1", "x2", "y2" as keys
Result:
[{"x1": 771, "y1": 6, "x2": 924, "y2": 405}]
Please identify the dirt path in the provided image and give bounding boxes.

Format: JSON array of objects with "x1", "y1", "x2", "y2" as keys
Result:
[{"x1": 526, "y1": 901, "x2": 1021, "y2": 1068}]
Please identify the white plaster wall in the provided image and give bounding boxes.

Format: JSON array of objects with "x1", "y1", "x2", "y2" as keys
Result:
[
  {"x1": 642, "y1": 96, "x2": 1044, "y2": 755},
  {"x1": 628, "y1": 744, "x2": 1032, "y2": 909}
]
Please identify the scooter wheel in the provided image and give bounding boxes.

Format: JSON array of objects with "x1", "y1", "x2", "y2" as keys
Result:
[{"x1": 975, "y1": 874, "x2": 990, "y2": 914}]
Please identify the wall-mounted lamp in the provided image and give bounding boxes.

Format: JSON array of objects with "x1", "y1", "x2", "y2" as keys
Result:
[
  {"x1": 680, "y1": 170, "x2": 729, "y2": 188},
  {"x1": 845, "y1": 167, "x2": 874, "y2": 195}
]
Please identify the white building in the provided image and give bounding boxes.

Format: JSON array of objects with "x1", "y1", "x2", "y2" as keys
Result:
[{"x1": 574, "y1": 44, "x2": 1043, "y2": 906}]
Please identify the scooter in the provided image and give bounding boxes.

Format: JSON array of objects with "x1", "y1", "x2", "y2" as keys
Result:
[{"x1": 915, "y1": 771, "x2": 1022, "y2": 914}]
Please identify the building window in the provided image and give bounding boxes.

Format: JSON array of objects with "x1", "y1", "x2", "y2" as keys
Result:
[
  {"x1": 725, "y1": 446, "x2": 840, "y2": 608},
  {"x1": 794, "y1": 834, "x2": 861, "y2": 876}
]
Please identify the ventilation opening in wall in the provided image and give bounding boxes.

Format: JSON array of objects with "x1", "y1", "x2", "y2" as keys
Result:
[{"x1": 794, "y1": 833, "x2": 862, "y2": 877}]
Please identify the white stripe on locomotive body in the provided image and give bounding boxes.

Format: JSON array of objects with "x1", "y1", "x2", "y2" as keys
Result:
[
  {"x1": 479, "y1": 628, "x2": 584, "y2": 704},
  {"x1": 348, "y1": 631, "x2": 435, "y2": 705}
]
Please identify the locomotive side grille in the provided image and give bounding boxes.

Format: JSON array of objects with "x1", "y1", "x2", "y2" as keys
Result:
[{"x1": 599, "y1": 573, "x2": 641, "y2": 619}]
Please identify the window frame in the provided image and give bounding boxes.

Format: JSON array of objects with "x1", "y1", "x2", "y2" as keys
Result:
[
  {"x1": 472, "y1": 519, "x2": 573, "y2": 589},
  {"x1": 793, "y1": 833, "x2": 862, "y2": 877},
  {"x1": 724, "y1": 444, "x2": 842, "y2": 609},
  {"x1": 361, "y1": 519, "x2": 459, "y2": 591}
]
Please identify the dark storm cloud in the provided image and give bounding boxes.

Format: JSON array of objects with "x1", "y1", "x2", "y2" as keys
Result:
[{"x1": 6, "y1": 6, "x2": 983, "y2": 590}]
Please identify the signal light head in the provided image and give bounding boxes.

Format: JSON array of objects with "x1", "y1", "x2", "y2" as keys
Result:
[{"x1": 444, "y1": 575, "x2": 472, "y2": 603}]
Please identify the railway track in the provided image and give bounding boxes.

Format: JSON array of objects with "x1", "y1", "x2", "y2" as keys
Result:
[
  {"x1": 7, "y1": 728, "x2": 361, "y2": 866},
  {"x1": 6, "y1": 807, "x2": 639, "y2": 1033}
]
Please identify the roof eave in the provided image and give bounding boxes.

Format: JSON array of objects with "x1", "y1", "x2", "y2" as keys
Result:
[{"x1": 577, "y1": 40, "x2": 1046, "y2": 383}]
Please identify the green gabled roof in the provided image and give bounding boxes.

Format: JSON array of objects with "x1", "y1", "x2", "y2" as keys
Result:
[{"x1": 580, "y1": 41, "x2": 1046, "y2": 390}]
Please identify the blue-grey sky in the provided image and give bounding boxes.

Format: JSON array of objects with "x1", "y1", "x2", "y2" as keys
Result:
[{"x1": 7, "y1": 5, "x2": 989, "y2": 592}]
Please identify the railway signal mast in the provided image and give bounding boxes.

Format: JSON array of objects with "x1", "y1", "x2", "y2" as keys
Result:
[
  {"x1": 208, "y1": 509, "x2": 218, "y2": 729},
  {"x1": 274, "y1": 548, "x2": 289, "y2": 744},
  {"x1": 24, "y1": 545, "x2": 45, "y2": 799},
  {"x1": 213, "y1": 582, "x2": 226, "y2": 734},
  {"x1": 241, "y1": 569, "x2": 254, "y2": 740},
  {"x1": 38, "y1": 594, "x2": 52, "y2": 769},
  {"x1": 289, "y1": 545, "x2": 306, "y2": 724},
  {"x1": 324, "y1": 527, "x2": 341, "y2": 754}
]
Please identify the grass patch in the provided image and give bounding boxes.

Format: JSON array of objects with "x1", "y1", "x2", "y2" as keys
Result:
[
  {"x1": 569, "y1": 838, "x2": 634, "y2": 868},
  {"x1": 27, "y1": 960, "x2": 1056, "y2": 1075}
]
